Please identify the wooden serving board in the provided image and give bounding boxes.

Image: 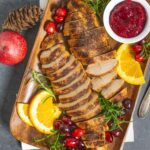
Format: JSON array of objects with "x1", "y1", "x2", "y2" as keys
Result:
[{"x1": 10, "y1": 0, "x2": 150, "y2": 150}]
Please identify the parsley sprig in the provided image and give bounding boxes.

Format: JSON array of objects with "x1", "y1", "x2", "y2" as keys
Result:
[
  {"x1": 34, "y1": 129, "x2": 65, "y2": 150},
  {"x1": 99, "y1": 95, "x2": 127, "y2": 131},
  {"x1": 85, "y1": 0, "x2": 110, "y2": 17},
  {"x1": 32, "y1": 70, "x2": 56, "y2": 101},
  {"x1": 140, "y1": 42, "x2": 150, "y2": 59}
]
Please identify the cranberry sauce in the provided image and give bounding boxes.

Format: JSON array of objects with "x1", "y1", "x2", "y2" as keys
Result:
[{"x1": 110, "y1": 0, "x2": 147, "y2": 38}]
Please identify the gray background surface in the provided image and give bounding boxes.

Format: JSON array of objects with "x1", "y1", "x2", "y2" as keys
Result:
[{"x1": 0, "y1": 0, "x2": 149, "y2": 150}]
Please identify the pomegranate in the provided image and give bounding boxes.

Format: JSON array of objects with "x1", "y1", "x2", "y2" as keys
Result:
[{"x1": 0, "y1": 31, "x2": 27, "y2": 65}]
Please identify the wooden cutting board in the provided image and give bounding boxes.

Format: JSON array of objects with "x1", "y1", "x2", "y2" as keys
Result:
[{"x1": 10, "y1": 0, "x2": 150, "y2": 149}]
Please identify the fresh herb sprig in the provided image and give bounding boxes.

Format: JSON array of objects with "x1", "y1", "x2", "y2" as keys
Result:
[
  {"x1": 32, "y1": 70, "x2": 56, "y2": 100},
  {"x1": 85, "y1": 0, "x2": 110, "y2": 17},
  {"x1": 140, "y1": 42, "x2": 150, "y2": 59},
  {"x1": 34, "y1": 129, "x2": 65, "y2": 150},
  {"x1": 99, "y1": 95, "x2": 126, "y2": 131}
]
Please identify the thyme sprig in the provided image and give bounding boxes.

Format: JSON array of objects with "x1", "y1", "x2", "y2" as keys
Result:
[
  {"x1": 140, "y1": 42, "x2": 150, "y2": 59},
  {"x1": 32, "y1": 70, "x2": 56, "y2": 100},
  {"x1": 85, "y1": 0, "x2": 110, "y2": 17},
  {"x1": 99, "y1": 95, "x2": 126, "y2": 131},
  {"x1": 34, "y1": 129, "x2": 65, "y2": 150}
]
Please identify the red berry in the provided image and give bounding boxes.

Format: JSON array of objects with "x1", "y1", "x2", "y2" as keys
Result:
[
  {"x1": 60, "y1": 125, "x2": 71, "y2": 133},
  {"x1": 135, "y1": 54, "x2": 145, "y2": 62},
  {"x1": 138, "y1": 39, "x2": 145, "y2": 45},
  {"x1": 72, "y1": 128, "x2": 84, "y2": 139},
  {"x1": 65, "y1": 132, "x2": 71, "y2": 137},
  {"x1": 44, "y1": 21, "x2": 56, "y2": 34},
  {"x1": 111, "y1": 129, "x2": 122, "y2": 137},
  {"x1": 54, "y1": 16, "x2": 64, "y2": 23},
  {"x1": 56, "y1": 23, "x2": 64, "y2": 32},
  {"x1": 122, "y1": 99, "x2": 132, "y2": 109},
  {"x1": 54, "y1": 120, "x2": 63, "y2": 130},
  {"x1": 62, "y1": 116, "x2": 72, "y2": 125},
  {"x1": 64, "y1": 137, "x2": 79, "y2": 147},
  {"x1": 118, "y1": 116, "x2": 124, "y2": 121},
  {"x1": 107, "y1": 120, "x2": 113, "y2": 128},
  {"x1": 132, "y1": 44, "x2": 142, "y2": 53},
  {"x1": 105, "y1": 131, "x2": 113, "y2": 143},
  {"x1": 56, "y1": 7, "x2": 67, "y2": 17}
]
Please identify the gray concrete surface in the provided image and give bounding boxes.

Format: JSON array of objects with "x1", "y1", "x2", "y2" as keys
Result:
[{"x1": 0, "y1": 1, "x2": 149, "y2": 150}]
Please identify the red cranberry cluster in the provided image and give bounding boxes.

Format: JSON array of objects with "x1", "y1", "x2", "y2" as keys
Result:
[
  {"x1": 54, "y1": 115, "x2": 86, "y2": 150},
  {"x1": 105, "y1": 99, "x2": 132, "y2": 143},
  {"x1": 44, "y1": 7, "x2": 67, "y2": 34},
  {"x1": 132, "y1": 40, "x2": 146, "y2": 62}
]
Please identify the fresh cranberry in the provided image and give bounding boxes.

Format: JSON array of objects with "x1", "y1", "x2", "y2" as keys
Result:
[
  {"x1": 111, "y1": 129, "x2": 122, "y2": 137},
  {"x1": 70, "y1": 124, "x2": 77, "y2": 132},
  {"x1": 132, "y1": 45, "x2": 142, "y2": 53},
  {"x1": 105, "y1": 131, "x2": 113, "y2": 143},
  {"x1": 72, "y1": 128, "x2": 85, "y2": 139},
  {"x1": 78, "y1": 140, "x2": 86, "y2": 150},
  {"x1": 138, "y1": 39, "x2": 145, "y2": 45},
  {"x1": 64, "y1": 137, "x2": 79, "y2": 147},
  {"x1": 54, "y1": 16, "x2": 64, "y2": 23},
  {"x1": 44, "y1": 21, "x2": 56, "y2": 34},
  {"x1": 54, "y1": 120, "x2": 63, "y2": 130},
  {"x1": 122, "y1": 99, "x2": 132, "y2": 109},
  {"x1": 107, "y1": 120, "x2": 113, "y2": 128},
  {"x1": 56, "y1": 7, "x2": 67, "y2": 17},
  {"x1": 118, "y1": 116, "x2": 124, "y2": 121},
  {"x1": 65, "y1": 132, "x2": 71, "y2": 137},
  {"x1": 135, "y1": 54, "x2": 145, "y2": 62},
  {"x1": 56, "y1": 23, "x2": 64, "y2": 32},
  {"x1": 60, "y1": 125, "x2": 71, "y2": 133},
  {"x1": 62, "y1": 116, "x2": 73, "y2": 125}
]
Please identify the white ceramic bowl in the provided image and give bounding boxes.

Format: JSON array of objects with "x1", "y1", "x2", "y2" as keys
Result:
[{"x1": 103, "y1": 0, "x2": 150, "y2": 44}]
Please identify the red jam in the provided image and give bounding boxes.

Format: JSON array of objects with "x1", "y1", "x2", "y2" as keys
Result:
[{"x1": 110, "y1": 0, "x2": 147, "y2": 38}]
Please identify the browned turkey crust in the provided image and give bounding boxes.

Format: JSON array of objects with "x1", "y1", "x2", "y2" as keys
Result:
[
  {"x1": 76, "y1": 116, "x2": 105, "y2": 129},
  {"x1": 39, "y1": 44, "x2": 66, "y2": 64},
  {"x1": 82, "y1": 132, "x2": 104, "y2": 141},
  {"x1": 84, "y1": 140, "x2": 105, "y2": 148},
  {"x1": 58, "y1": 78, "x2": 91, "y2": 103},
  {"x1": 58, "y1": 88, "x2": 92, "y2": 110},
  {"x1": 110, "y1": 87, "x2": 128, "y2": 102},
  {"x1": 54, "y1": 72, "x2": 87, "y2": 95},
  {"x1": 70, "y1": 46, "x2": 113, "y2": 60},
  {"x1": 40, "y1": 33, "x2": 63, "y2": 50},
  {"x1": 52, "y1": 63, "x2": 84, "y2": 88},
  {"x1": 67, "y1": 93, "x2": 101, "y2": 116},
  {"x1": 49, "y1": 56, "x2": 78, "y2": 81},
  {"x1": 72, "y1": 104, "x2": 101, "y2": 122},
  {"x1": 41, "y1": 51, "x2": 70, "y2": 75}
]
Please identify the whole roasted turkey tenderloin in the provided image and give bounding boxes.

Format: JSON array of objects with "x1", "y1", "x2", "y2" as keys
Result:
[{"x1": 39, "y1": 33, "x2": 105, "y2": 148}]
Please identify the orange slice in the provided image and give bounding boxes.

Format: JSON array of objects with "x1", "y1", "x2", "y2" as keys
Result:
[
  {"x1": 17, "y1": 103, "x2": 33, "y2": 126},
  {"x1": 116, "y1": 44, "x2": 145, "y2": 85},
  {"x1": 29, "y1": 90, "x2": 61, "y2": 134}
]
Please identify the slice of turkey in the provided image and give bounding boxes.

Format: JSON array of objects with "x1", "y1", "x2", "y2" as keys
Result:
[
  {"x1": 52, "y1": 63, "x2": 84, "y2": 88},
  {"x1": 67, "y1": 92, "x2": 100, "y2": 116},
  {"x1": 86, "y1": 59, "x2": 118, "y2": 77},
  {"x1": 54, "y1": 72, "x2": 87, "y2": 95},
  {"x1": 101, "y1": 79, "x2": 125, "y2": 99},
  {"x1": 72, "y1": 104, "x2": 101, "y2": 122},
  {"x1": 92, "y1": 70, "x2": 117, "y2": 92},
  {"x1": 110, "y1": 87, "x2": 128, "y2": 102},
  {"x1": 58, "y1": 88, "x2": 92, "y2": 110},
  {"x1": 59, "y1": 78, "x2": 91, "y2": 102}
]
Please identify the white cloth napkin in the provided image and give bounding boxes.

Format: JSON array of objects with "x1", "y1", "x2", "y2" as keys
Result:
[{"x1": 21, "y1": 0, "x2": 134, "y2": 149}]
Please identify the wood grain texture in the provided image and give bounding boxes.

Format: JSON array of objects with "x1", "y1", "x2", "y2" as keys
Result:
[{"x1": 10, "y1": 0, "x2": 150, "y2": 150}]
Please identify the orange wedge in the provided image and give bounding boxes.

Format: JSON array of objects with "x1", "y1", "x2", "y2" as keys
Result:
[
  {"x1": 116, "y1": 44, "x2": 145, "y2": 85},
  {"x1": 29, "y1": 90, "x2": 61, "y2": 134},
  {"x1": 17, "y1": 103, "x2": 33, "y2": 126}
]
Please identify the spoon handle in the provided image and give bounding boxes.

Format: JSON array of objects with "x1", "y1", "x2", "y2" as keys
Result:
[{"x1": 139, "y1": 86, "x2": 150, "y2": 118}]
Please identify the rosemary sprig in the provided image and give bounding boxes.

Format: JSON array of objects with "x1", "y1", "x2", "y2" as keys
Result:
[
  {"x1": 99, "y1": 95, "x2": 125, "y2": 131},
  {"x1": 34, "y1": 129, "x2": 65, "y2": 150},
  {"x1": 32, "y1": 70, "x2": 56, "y2": 100},
  {"x1": 140, "y1": 42, "x2": 150, "y2": 59},
  {"x1": 85, "y1": 0, "x2": 110, "y2": 17}
]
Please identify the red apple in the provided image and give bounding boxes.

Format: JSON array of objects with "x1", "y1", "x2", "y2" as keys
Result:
[{"x1": 0, "y1": 31, "x2": 27, "y2": 65}]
